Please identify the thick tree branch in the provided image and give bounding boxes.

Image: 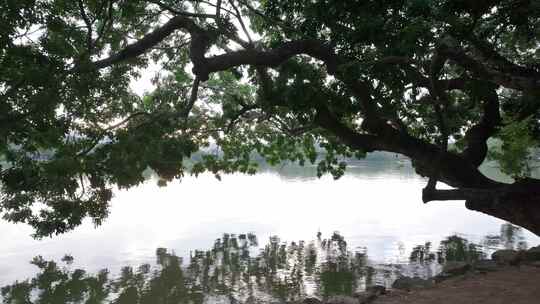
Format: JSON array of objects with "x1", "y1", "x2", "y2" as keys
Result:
[
  {"x1": 371, "y1": 56, "x2": 468, "y2": 91},
  {"x1": 423, "y1": 178, "x2": 540, "y2": 203},
  {"x1": 69, "y1": 13, "x2": 508, "y2": 195},
  {"x1": 78, "y1": 15, "x2": 206, "y2": 71},
  {"x1": 314, "y1": 103, "x2": 501, "y2": 189},
  {"x1": 460, "y1": 84, "x2": 501, "y2": 166},
  {"x1": 194, "y1": 39, "x2": 342, "y2": 80},
  {"x1": 423, "y1": 187, "x2": 499, "y2": 202},
  {"x1": 439, "y1": 38, "x2": 540, "y2": 91},
  {"x1": 466, "y1": 35, "x2": 540, "y2": 79},
  {"x1": 314, "y1": 107, "x2": 381, "y2": 152},
  {"x1": 195, "y1": 40, "x2": 386, "y2": 126}
]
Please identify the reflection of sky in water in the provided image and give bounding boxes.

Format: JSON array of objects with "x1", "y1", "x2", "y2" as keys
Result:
[{"x1": 0, "y1": 164, "x2": 539, "y2": 285}]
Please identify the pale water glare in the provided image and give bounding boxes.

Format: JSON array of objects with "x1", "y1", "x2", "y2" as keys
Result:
[{"x1": 0, "y1": 163, "x2": 539, "y2": 285}]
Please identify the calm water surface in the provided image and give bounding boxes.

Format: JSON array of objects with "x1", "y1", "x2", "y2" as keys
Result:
[{"x1": 1, "y1": 159, "x2": 539, "y2": 288}]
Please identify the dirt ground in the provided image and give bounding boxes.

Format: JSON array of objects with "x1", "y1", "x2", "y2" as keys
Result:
[{"x1": 374, "y1": 265, "x2": 540, "y2": 304}]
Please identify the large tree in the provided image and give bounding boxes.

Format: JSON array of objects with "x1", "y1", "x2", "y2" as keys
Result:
[{"x1": 1, "y1": 0, "x2": 539, "y2": 237}]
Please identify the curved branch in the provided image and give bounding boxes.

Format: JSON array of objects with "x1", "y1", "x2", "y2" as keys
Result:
[
  {"x1": 372, "y1": 56, "x2": 468, "y2": 91},
  {"x1": 460, "y1": 84, "x2": 501, "y2": 166},
  {"x1": 194, "y1": 40, "x2": 385, "y2": 126},
  {"x1": 315, "y1": 103, "x2": 501, "y2": 189},
  {"x1": 194, "y1": 39, "x2": 342, "y2": 80},
  {"x1": 183, "y1": 77, "x2": 201, "y2": 119},
  {"x1": 466, "y1": 35, "x2": 540, "y2": 79},
  {"x1": 193, "y1": 40, "x2": 505, "y2": 190},
  {"x1": 314, "y1": 106, "x2": 381, "y2": 152},
  {"x1": 77, "y1": 15, "x2": 205, "y2": 71},
  {"x1": 439, "y1": 38, "x2": 540, "y2": 91},
  {"x1": 68, "y1": 14, "x2": 506, "y2": 193}
]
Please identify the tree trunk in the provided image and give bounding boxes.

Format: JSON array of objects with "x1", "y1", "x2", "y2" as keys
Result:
[
  {"x1": 316, "y1": 107, "x2": 540, "y2": 236},
  {"x1": 465, "y1": 178, "x2": 540, "y2": 236},
  {"x1": 424, "y1": 178, "x2": 540, "y2": 236}
]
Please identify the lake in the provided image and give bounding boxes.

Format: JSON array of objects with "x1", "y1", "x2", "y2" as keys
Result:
[{"x1": 1, "y1": 156, "x2": 539, "y2": 302}]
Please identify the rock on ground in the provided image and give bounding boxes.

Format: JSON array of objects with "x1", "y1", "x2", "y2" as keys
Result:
[
  {"x1": 391, "y1": 276, "x2": 434, "y2": 291},
  {"x1": 473, "y1": 260, "x2": 498, "y2": 272},
  {"x1": 491, "y1": 249, "x2": 520, "y2": 265},
  {"x1": 525, "y1": 246, "x2": 540, "y2": 261}
]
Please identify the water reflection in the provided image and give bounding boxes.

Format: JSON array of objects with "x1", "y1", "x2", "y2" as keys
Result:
[
  {"x1": 4, "y1": 154, "x2": 539, "y2": 287},
  {"x1": 1, "y1": 224, "x2": 528, "y2": 304},
  {"x1": 259, "y1": 153, "x2": 416, "y2": 181}
]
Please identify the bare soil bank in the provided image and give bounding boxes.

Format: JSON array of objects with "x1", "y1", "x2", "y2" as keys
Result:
[{"x1": 375, "y1": 265, "x2": 540, "y2": 304}]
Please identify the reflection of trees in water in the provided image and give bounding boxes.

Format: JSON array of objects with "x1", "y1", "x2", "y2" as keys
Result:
[
  {"x1": 1, "y1": 224, "x2": 528, "y2": 304},
  {"x1": 409, "y1": 223, "x2": 527, "y2": 265},
  {"x1": 1, "y1": 232, "x2": 366, "y2": 303},
  {"x1": 260, "y1": 159, "x2": 417, "y2": 181},
  {"x1": 409, "y1": 236, "x2": 485, "y2": 267},
  {"x1": 248, "y1": 151, "x2": 416, "y2": 181},
  {"x1": 483, "y1": 223, "x2": 528, "y2": 251},
  {"x1": 1, "y1": 255, "x2": 111, "y2": 304}
]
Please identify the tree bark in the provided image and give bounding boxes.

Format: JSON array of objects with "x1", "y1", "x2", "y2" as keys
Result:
[
  {"x1": 423, "y1": 178, "x2": 540, "y2": 235},
  {"x1": 317, "y1": 106, "x2": 540, "y2": 235},
  {"x1": 466, "y1": 194, "x2": 540, "y2": 237}
]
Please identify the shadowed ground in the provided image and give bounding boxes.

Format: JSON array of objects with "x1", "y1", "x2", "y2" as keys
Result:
[{"x1": 375, "y1": 266, "x2": 540, "y2": 304}]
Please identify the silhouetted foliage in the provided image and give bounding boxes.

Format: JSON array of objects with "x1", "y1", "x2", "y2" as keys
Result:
[
  {"x1": 1, "y1": 0, "x2": 539, "y2": 237},
  {"x1": 2, "y1": 225, "x2": 522, "y2": 303}
]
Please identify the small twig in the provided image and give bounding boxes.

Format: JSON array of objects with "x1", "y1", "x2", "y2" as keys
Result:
[
  {"x1": 105, "y1": 112, "x2": 149, "y2": 131},
  {"x1": 197, "y1": 0, "x2": 237, "y2": 16},
  {"x1": 183, "y1": 77, "x2": 201, "y2": 119},
  {"x1": 226, "y1": 103, "x2": 259, "y2": 132},
  {"x1": 76, "y1": 112, "x2": 150, "y2": 157},
  {"x1": 147, "y1": 0, "x2": 217, "y2": 18},
  {"x1": 77, "y1": 0, "x2": 94, "y2": 51},
  {"x1": 77, "y1": 174, "x2": 86, "y2": 200},
  {"x1": 94, "y1": 0, "x2": 114, "y2": 47},
  {"x1": 228, "y1": 0, "x2": 253, "y2": 45},
  {"x1": 235, "y1": 0, "x2": 296, "y2": 33}
]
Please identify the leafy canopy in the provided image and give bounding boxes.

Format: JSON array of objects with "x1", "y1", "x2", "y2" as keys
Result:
[{"x1": 0, "y1": 0, "x2": 539, "y2": 237}]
